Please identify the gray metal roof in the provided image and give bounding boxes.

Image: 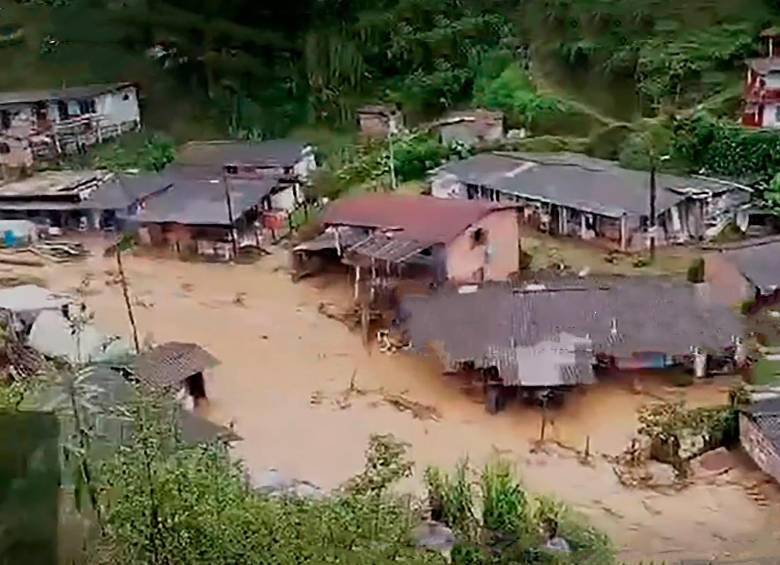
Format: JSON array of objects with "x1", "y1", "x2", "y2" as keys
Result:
[
  {"x1": 174, "y1": 139, "x2": 308, "y2": 169},
  {"x1": 435, "y1": 152, "x2": 746, "y2": 218},
  {"x1": 719, "y1": 238, "x2": 780, "y2": 294},
  {"x1": 400, "y1": 277, "x2": 744, "y2": 386},
  {"x1": 747, "y1": 397, "x2": 780, "y2": 452},
  {"x1": 84, "y1": 173, "x2": 173, "y2": 211},
  {"x1": 132, "y1": 176, "x2": 275, "y2": 226},
  {"x1": 0, "y1": 82, "x2": 134, "y2": 106}
]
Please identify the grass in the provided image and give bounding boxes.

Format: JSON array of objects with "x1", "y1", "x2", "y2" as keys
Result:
[{"x1": 751, "y1": 358, "x2": 780, "y2": 386}]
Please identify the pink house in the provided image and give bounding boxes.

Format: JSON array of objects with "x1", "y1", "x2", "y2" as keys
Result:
[{"x1": 301, "y1": 193, "x2": 520, "y2": 284}]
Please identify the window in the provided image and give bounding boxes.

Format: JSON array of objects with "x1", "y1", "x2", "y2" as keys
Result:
[
  {"x1": 225, "y1": 165, "x2": 238, "y2": 175},
  {"x1": 78, "y1": 99, "x2": 96, "y2": 115},
  {"x1": 0, "y1": 110, "x2": 10, "y2": 130},
  {"x1": 0, "y1": 142, "x2": 10, "y2": 155},
  {"x1": 122, "y1": 92, "x2": 130, "y2": 101},
  {"x1": 57, "y1": 100, "x2": 70, "y2": 120}
]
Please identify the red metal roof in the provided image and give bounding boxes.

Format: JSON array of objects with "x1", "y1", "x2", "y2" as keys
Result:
[{"x1": 322, "y1": 194, "x2": 512, "y2": 244}]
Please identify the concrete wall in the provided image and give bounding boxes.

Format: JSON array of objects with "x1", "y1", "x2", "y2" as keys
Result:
[
  {"x1": 445, "y1": 208, "x2": 519, "y2": 282},
  {"x1": 95, "y1": 86, "x2": 140, "y2": 126},
  {"x1": 740, "y1": 414, "x2": 780, "y2": 485},
  {"x1": 704, "y1": 252, "x2": 755, "y2": 306}
]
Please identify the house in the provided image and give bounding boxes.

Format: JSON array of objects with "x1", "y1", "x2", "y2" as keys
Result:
[
  {"x1": 0, "y1": 169, "x2": 110, "y2": 229},
  {"x1": 740, "y1": 395, "x2": 780, "y2": 485},
  {"x1": 129, "y1": 175, "x2": 278, "y2": 259},
  {"x1": 129, "y1": 342, "x2": 219, "y2": 410},
  {"x1": 171, "y1": 139, "x2": 316, "y2": 212},
  {"x1": 399, "y1": 277, "x2": 744, "y2": 412},
  {"x1": 294, "y1": 194, "x2": 520, "y2": 286},
  {"x1": 80, "y1": 172, "x2": 173, "y2": 230},
  {"x1": 431, "y1": 152, "x2": 752, "y2": 250},
  {"x1": 0, "y1": 82, "x2": 140, "y2": 176},
  {"x1": 356, "y1": 105, "x2": 404, "y2": 139},
  {"x1": 433, "y1": 109, "x2": 504, "y2": 146},
  {"x1": 705, "y1": 236, "x2": 780, "y2": 307},
  {"x1": 742, "y1": 30, "x2": 780, "y2": 128}
]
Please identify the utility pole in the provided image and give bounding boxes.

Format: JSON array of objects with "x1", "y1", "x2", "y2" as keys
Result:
[
  {"x1": 388, "y1": 116, "x2": 398, "y2": 191},
  {"x1": 222, "y1": 168, "x2": 239, "y2": 259},
  {"x1": 649, "y1": 158, "x2": 657, "y2": 262}
]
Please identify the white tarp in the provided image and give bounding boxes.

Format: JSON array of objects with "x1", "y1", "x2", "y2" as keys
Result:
[
  {"x1": 0, "y1": 285, "x2": 69, "y2": 314},
  {"x1": 28, "y1": 310, "x2": 131, "y2": 364}
]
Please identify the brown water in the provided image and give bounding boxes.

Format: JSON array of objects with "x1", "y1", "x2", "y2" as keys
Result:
[{"x1": 11, "y1": 241, "x2": 780, "y2": 562}]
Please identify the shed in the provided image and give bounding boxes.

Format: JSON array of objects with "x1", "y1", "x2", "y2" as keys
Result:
[
  {"x1": 131, "y1": 342, "x2": 219, "y2": 408},
  {"x1": 357, "y1": 105, "x2": 403, "y2": 139},
  {"x1": 434, "y1": 109, "x2": 504, "y2": 146}
]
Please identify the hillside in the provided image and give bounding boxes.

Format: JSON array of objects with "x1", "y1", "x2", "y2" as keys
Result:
[{"x1": 1, "y1": 0, "x2": 779, "y2": 142}]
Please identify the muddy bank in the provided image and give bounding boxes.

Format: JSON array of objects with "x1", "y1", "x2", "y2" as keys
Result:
[{"x1": 11, "y1": 242, "x2": 780, "y2": 562}]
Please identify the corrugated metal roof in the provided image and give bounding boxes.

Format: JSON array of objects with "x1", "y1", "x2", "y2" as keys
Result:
[
  {"x1": 347, "y1": 232, "x2": 430, "y2": 263},
  {"x1": 0, "y1": 83, "x2": 134, "y2": 106},
  {"x1": 719, "y1": 239, "x2": 780, "y2": 293},
  {"x1": 322, "y1": 194, "x2": 513, "y2": 245},
  {"x1": 84, "y1": 173, "x2": 173, "y2": 211},
  {"x1": 401, "y1": 278, "x2": 743, "y2": 386},
  {"x1": 132, "y1": 176, "x2": 275, "y2": 226},
  {"x1": 133, "y1": 342, "x2": 219, "y2": 390},
  {"x1": 435, "y1": 152, "x2": 744, "y2": 218}
]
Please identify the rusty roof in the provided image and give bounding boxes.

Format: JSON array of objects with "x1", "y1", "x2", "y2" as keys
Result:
[
  {"x1": 322, "y1": 194, "x2": 513, "y2": 245},
  {"x1": 400, "y1": 278, "x2": 744, "y2": 386},
  {"x1": 133, "y1": 342, "x2": 219, "y2": 390}
]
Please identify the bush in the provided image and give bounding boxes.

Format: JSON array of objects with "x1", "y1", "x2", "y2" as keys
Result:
[
  {"x1": 740, "y1": 298, "x2": 756, "y2": 315},
  {"x1": 686, "y1": 257, "x2": 705, "y2": 284}
]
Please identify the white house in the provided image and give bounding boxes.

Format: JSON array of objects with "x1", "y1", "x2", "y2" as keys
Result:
[{"x1": 0, "y1": 83, "x2": 141, "y2": 177}]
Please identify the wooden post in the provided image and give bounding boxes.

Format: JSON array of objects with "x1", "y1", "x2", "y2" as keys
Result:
[
  {"x1": 620, "y1": 214, "x2": 628, "y2": 251},
  {"x1": 221, "y1": 170, "x2": 238, "y2": 259}
]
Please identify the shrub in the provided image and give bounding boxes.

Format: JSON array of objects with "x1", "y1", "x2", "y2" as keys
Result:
[{"x1": 686, "y1": 257, "x2": 705, "y2": 284}]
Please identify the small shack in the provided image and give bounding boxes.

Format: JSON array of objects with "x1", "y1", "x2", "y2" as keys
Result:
[
  {"x1": 433, "y1": 109, "x2": 504, "y2": 146},
  {"x1": 131, "y1": 342, "x2": 219, "y2": 409},
  {"x1": 356, "y1": 105, "x2": 404, "y2": 139}
]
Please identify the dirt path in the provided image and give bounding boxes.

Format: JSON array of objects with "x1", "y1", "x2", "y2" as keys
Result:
[{"x1": 11, "y1": 242, "x2": 780, "y2": 562}]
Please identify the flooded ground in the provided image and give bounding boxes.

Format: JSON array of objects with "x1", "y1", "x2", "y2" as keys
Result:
[{"x1": 9, "y1": 239, "x2": 780, "y2": 563}]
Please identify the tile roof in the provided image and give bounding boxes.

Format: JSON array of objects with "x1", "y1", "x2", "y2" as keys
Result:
[
  {"x1": 400, "y1": 278, "x2": 744, "y2": 386},
  {"x1": 0, "y1": 82, "x2": 134, "y2": 106},
  {"x1": 322, "y1": 194, "x2": 513, "y2": 245},
  {"x1": 174, "y1": 139, "x2": 308, "y2": 169},
  {"x1": 131, "y1": 176, "x2": 275, "y2": 226},
  {"x1": 434, "y1": 152, "x2": 745, "y2": 218},
  {"x1": 133, "y1": 342, "x2": 219, "y2": 390}
]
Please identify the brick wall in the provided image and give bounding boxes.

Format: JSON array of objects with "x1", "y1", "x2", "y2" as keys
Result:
[{"x1": 740, "y1": 413, "x2": 780, "y2": 485}]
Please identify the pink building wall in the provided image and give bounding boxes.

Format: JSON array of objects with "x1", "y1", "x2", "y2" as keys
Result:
[{"x1": 445, "y1": 208, "x2": 519, "y2": 282}]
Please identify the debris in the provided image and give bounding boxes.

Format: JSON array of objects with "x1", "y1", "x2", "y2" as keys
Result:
[
  {"x1": 377, "y1": 329, "x2": 410, "y2": 354},
  {"x1": 318, "y1": 301, "x2": 381, "y2": 331},
  {"x1": 181, "y1": 283, "x2": 194, "y2": 293},
  {"x1": 0, "y1": 252, "x2": 44, "y2": 267},
  {"x1": 382, "y1": 392, "x2": 441, "y2": 421},
  {"x1": 30, "y1": 241, "x2": 89, "y2": 263},
  {"x1": 412, "y1": 521, "x2": 455, "y2": 555},
  {"x1": 233, "y1": 292, "x2": 247, "y2": 307}
]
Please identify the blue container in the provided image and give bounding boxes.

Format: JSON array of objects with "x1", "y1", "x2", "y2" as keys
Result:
[{"x1": 3, "y1": 230, "x2": 17, "y2": 248}]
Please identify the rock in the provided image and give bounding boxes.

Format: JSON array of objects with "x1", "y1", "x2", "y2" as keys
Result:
[
  {"x1": 646, "y1": 460, "x2": 677, "y2": 486},
  {"x1": 543, "y1": 536, "x2": 571, "y2": 554},
  {"x1": 251, "y1": 468, "x2": 292, "y2": 493},
  {"x1": 412, "y1": 521, "x2": 455, "y2": 554}
]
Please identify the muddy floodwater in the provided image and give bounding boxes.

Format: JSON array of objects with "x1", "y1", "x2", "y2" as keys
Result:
[{"x1": 11, "y1": 241, "x2": 780, "y2": 562}]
